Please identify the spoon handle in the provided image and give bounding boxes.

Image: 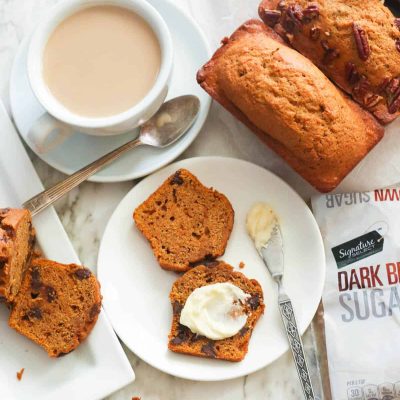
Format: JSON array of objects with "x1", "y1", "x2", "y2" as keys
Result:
[{"x1": 23, "y1": 138, "x2": 142, "y2": 216}]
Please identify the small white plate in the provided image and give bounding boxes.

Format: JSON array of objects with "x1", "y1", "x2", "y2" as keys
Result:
[
  {"x1": 0, "y1": 102, "x2": 134, "y2": 399},
  {"x1": 9, "y1": 0, "x2": 211, "y2": 183},
  {"x1": 98, "y1": 157, "x2": 326, "y2": 381}
]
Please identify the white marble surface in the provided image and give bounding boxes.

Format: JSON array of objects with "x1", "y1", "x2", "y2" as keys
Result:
[{"x1": 0, "y1": 0, "x2": 328, "y2": 399}]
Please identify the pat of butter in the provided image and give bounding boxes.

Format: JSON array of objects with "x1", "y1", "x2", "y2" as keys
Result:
[
  {"x1": 180, "y1": 282, "x2": 250, "y2": 340},
  {"x1": 246, "y1": 203, "x2": 278, "y2": 251}
]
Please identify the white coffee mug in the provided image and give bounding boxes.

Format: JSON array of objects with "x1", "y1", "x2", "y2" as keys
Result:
[{"x1": 27, "y1": 0, "x2": 173, "y2": 153}]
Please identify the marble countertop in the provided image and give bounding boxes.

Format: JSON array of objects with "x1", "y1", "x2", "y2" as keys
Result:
[{"x1": 0, "y1": 0, "x2": 331, "y2": 399}]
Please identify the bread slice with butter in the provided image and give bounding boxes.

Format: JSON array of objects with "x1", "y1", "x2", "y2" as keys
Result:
[{"x1": 168, "y1": 261, "x2": 264, "y2": 362}]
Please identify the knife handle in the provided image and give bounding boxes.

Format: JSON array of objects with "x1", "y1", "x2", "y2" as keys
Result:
[{"x1": 278, "y1": 295, "x2": 316, "y2": 400}]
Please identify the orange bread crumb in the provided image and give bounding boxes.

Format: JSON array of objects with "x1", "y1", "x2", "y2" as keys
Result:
[{"x1": 16, "y1": 368, "x2": 24, "y2": 381}]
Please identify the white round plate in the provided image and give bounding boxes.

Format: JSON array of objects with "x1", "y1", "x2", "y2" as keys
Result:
[
  {"x1": 9, "y1": 0, "x2": 211, "y2": 183},
  {"x1": 98, "y1": 157, "x2": 326, "y2": 381}
]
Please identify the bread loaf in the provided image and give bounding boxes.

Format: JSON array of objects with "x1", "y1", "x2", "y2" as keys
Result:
[
  {"x1": 197, "y1": 20, "x2": 384, "y2": 192},
  {"x1": 259, "y1": 0, "x2": 400, "y2": 124}
]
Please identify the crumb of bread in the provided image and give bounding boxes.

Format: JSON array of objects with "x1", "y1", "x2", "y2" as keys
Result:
[
  {"x1": 239, "y1": 261, "x2": 245, "y2": 269},
  {"x1": 16, "y1": 368, "x2": 25, "y2": 381},
  {"x1": 33, "y1": 249, "x2": 42, "y2": 258}
]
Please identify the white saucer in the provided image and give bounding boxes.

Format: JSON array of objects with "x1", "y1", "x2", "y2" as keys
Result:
[
  {"x1": 9, "y1": 0, "x2": 211, "y2": 183},
  {"x1": 98, "y1": 157, "x2": 326, "y2": 381}
]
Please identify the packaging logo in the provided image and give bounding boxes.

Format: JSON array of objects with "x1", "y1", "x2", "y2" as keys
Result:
[{"x1": 331, "y1": 231, "x2": 384, "y2": 269}]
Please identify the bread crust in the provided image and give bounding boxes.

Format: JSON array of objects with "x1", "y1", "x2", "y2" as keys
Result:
[
  {"x1": 168, "y1": 261, "x2": 264, "y2": 362},
  {"x1": 259, "y1": 0, "x2": 400, "y2": 124},
  {"x1": 197, "y1": 20, "x2": 384, "y2": 193}
]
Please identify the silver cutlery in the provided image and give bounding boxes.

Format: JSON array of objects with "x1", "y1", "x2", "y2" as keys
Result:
[
  {"x1": 23, "y1": 95, "x2": 200, "y2": 216},
  {"x1": 259, "y1": 224, "x2": 316, "y2": 400}
]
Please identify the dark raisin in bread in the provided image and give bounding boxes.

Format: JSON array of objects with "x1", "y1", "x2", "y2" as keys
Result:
[
  {"x1": 168, "y1": 261, "x2": 264, "y2": 362},
  {"x1": 9, "y1": 259, "x2": 102, "y2": 357}
]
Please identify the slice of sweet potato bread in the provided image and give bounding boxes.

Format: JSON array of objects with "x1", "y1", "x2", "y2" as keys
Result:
[
  {"x1": 0, "y1": 208, "x2": 35, "y2": 303},
  {"x1": 9, "y1": 259, "x2": 101, "y2": 357},
  {"x1": 168, "y1": 261, "x2": 264, "y2": 362},
  {"x1": 133, "y1": 169, "x2": 234, "y2": 272}
]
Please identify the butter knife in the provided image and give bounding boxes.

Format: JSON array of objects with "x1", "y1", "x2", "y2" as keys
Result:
[{"x1": 259, "y1": 225, "x2": 316, "y2": 400}]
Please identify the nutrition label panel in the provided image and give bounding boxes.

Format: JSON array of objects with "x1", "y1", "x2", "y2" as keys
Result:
[{"x1": 347, "y1": 381, "x2": 400, "y2": 400}]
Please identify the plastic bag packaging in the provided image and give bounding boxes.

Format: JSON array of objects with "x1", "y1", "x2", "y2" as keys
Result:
[{"x1": 312, "y1": 187, "x2": 400, "y2": 400}]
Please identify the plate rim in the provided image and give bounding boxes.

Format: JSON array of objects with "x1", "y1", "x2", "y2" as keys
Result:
[
  {"x1": 9, "y1": 0, "x2": 212, "y2": 183},
  {"x1": 98, "y1": 155, "x2": 326, "y2": 381}
]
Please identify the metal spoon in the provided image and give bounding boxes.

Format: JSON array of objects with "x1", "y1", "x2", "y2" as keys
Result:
[{"x1": 23, "y1": 95, "x2": 200, "y2": 216}]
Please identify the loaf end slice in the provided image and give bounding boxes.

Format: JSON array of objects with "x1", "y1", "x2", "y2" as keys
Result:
[
  {"x1": 133, "y1": 169, "x2": 234, "y2": 272},
  {"x1": 168, "y1": 261, "x2": 264, "y2": 362},
  {"x1": 9, "y1": 259, "x2": 102, "y2": 357},
  {"x1": 0, "y1": 208, "x2": 35, "y2": 303}
]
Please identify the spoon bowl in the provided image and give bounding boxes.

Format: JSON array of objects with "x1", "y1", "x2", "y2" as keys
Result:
[{"x1": 140, "y1": 95, "x2": 200, "y2": 147}]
